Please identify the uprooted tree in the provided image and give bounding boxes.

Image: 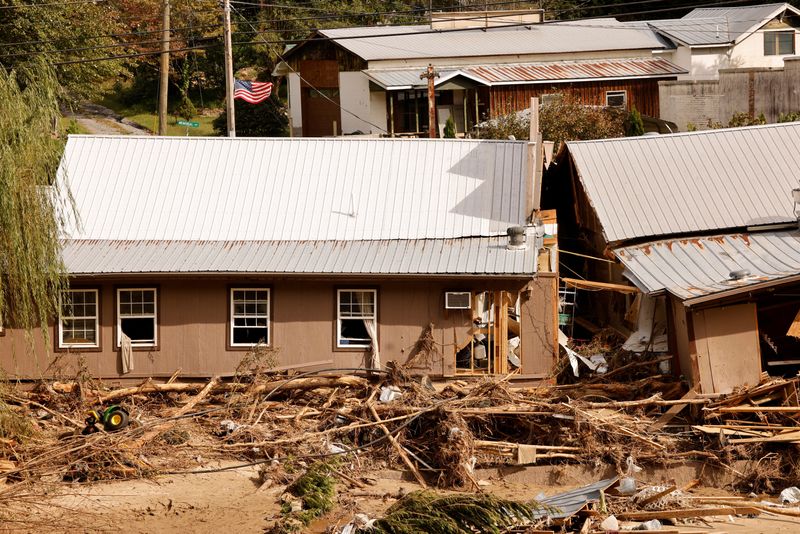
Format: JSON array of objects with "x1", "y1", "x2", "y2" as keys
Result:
[{"x1": 0, "y1": 61, "x2": 70, "y2": 335}]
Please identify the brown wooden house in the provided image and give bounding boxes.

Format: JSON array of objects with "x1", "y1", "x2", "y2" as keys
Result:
[
  {"x1": 276, "y1": 17, "x2": 685, "y2": 137},
  {"x1": 0, "y1": 135, "x2": 559, "y2": 383}
]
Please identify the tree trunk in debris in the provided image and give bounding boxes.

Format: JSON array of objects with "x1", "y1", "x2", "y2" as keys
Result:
[{"x1": 51, "y1": 376, "x2": 369, "y2": 403}]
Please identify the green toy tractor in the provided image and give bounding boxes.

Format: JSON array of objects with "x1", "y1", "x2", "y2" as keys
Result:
[{"x1": 82, "y1": 405, "x2": 129, "y2": 435}]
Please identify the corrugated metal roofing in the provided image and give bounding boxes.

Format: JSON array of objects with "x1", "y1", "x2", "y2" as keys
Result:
[
  {"x1": 647, "y1": 3, "x2": 799, "y2": 46},
  {"x1": 59, "y1": 136, "x2": 527, "y2": 241},
  {"x1": 646, "y1": 17, "x2": 732, "y2": 46},
  {"x1": 465, "y1": 57, "x2": 685, "y2": 83},
  {"x1": 61, "y1": 238, "x2": 536, "y2": 276},
  {"x1": 317, "y1": 19, "x2": 670, "y2": 61},
  {"x1": 364, "y1": 57, "x2": 684, "y2": 88},
  {"x1": 363, "y1": 68, "x2": 477, "y2": 89},
  {"x1": 615, "y1": 230, "x2": 800, "y2": 300},
  {"x1": 564, "y1": 122, "x2": 800, "y2": 244}
]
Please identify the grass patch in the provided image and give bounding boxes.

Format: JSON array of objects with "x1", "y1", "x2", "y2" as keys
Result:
[
  {"x1": 271, "y1": 460, "x2": 338, "y2": 533},
  {"x1": 59, "y1": 117, "x2": 90, "y2": 135},
  {"x1": 98, "y1": 94, "x2": 219, "y2": 137}
]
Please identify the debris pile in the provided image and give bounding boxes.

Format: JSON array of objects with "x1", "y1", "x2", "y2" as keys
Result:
[{"x1": 4, "y1": 358, "x2": 800, "y2": 530}]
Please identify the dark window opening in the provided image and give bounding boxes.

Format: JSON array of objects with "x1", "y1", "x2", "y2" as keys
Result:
[
  {"x1": 340, "y1": 319, "x2": 370, "y2": 345},
  {"x1": 121, "y1": 318, "x2": 155, "y2": 344},
  {"x1": 233, "y1": 326, "x2": 268, "y2": 345}
]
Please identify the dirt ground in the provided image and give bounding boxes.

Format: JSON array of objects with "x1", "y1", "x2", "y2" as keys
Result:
[{"x1": 7, "y1": 462, "x2": 800, "y2": 533}]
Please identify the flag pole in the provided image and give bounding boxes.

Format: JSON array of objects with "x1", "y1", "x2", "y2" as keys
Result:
[{"x1": 223, "y1": 0, "x2": 236, "y2": 137}]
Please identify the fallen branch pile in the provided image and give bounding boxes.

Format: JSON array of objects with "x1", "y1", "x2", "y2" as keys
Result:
[{"x1": 4, "y1": 361, "x2": 800, "y2": 531}]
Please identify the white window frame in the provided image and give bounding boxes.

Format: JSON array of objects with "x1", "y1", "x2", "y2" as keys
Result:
[
  {"x1": 116, "y1": 288, "x2": 158, "y2": 348},
  {"x1": 336, "y1": 289, "x2": 377, "y2": 349},
  {"x1": 763, "y1": 30, "x2": 796, "y2": 56},
  {"x1": 58, "y1": 289, "x2": 100, "y2": 349},
  {"x1": 605, "y1": 90, "x2": 627, "y2": 108},
  {"x1": 230, "y1": 288, "x2": 271, "y2": 347}
]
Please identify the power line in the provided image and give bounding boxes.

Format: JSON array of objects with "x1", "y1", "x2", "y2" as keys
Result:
[
  {"x1": 0, "y1": 0, "x2": 108, "y2": 9},
  {"x1": 50, "y1": 43, "x2": 220, "y2": 66},
  {"x1": 229, "y1": 3, "x2": 390, "y2": 135},
  {"x1": 0, "y1": 23, "x2": 224, "y2": 49}
]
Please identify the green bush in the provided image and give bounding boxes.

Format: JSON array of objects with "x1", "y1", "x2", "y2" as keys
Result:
[{"x1": 443, "y1": 116, "x2": 456, "y2": 138}]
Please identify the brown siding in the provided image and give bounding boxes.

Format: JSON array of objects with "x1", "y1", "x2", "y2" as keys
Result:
[
  {"x1": 0, "y1": 276, "x2": 553, "y2": 382},
  {"x1": 489, "y1": 78, "x2": 668, "y2": 117}
]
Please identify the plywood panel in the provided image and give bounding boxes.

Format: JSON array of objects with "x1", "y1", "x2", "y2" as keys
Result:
[
  {"x1": 520, "y1": 274, "x2": 557, "y2": 376},
  {"x1": 694, "y1": 303, "x2": 761, "y2": 394}
]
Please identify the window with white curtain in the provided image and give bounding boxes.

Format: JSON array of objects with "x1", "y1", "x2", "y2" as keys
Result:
[{"x1": 337, "y1": 289, "x2": 377, "y2": 348}]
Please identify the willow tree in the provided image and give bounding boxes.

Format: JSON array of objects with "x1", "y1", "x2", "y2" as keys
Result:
[{"x1": 0, "y1": 61, "x2": 69, "y2": 336}]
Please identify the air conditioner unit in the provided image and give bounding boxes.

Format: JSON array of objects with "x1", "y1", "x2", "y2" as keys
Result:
[{"x1": 445, "y1": 292, "x2": 471, "y2": 310}]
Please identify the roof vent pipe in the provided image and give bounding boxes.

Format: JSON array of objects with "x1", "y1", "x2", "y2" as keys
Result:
[
  {"x1": 729, "y1": 269, "x2": 751, "y2": 281},
  {"x1": 507, "y1": 226, "x2": 527, "y2": 250}
]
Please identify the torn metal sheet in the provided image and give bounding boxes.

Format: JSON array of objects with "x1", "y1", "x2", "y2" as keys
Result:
[{"x1": 534, "y1": 476, "x2": 620, "y2": 520}]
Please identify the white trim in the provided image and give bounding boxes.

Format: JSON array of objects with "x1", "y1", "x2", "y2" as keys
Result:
[
  {"x1": 58, "y1": 289, "x2": 100, "y2": 349},
  {"x1": 336, "y1": 289, "x2": 377, "y2": 349},
  {"x1": 605, "y1": 89, "x2": 628, "y2": 108},
  {"x1": 762, "y1": 28, "x2": 797, "y2": 56},
  {"x1": 230, "y1": 287, "x2": 271, "y2": 347},
  {"x1": 116, "y1": 287, "x2": 157, "y2": 348}
]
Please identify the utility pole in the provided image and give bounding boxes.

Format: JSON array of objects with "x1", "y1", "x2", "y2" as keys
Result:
[
  {"x1": 420, "y1": 64, "x2": 439, "y2": 138},
  {"x1": 223, "y1": 0, "x2": 236, "y2": 137},
  {"x1": 158, "y1": 0, "x2": 170, "y2": 135}
]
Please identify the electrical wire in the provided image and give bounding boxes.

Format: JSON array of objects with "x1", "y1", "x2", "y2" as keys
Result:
[
  {"x1": 229, "y1": 2, "x2": 390, "y2": 134},
  {"x1": 0, "y1": 0, "x2": 108, "y2": 9},
  {"x1": 0, "y1": 23, "x2": 224, "y2": 49}
]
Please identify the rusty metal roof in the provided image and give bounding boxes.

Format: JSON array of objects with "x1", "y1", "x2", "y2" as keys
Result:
[
  {"x1": 564, "y1": 122, "x2": 800, "y2": 244},
  {"x1": 62, "y1": 238, "x2": 537, "y2": 276},
  {"x1": 464, "y1": 57, "x2": 685, "y2": 84},
  {"x1": 615, "y1": 230, "x2": 800, "y2": 301},
  {"x1": 364, "y1": 57, "x2": 684, "y2": 89}
]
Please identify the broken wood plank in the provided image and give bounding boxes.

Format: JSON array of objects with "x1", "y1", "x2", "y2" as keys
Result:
[
  {"x1": 712, "y1": 406, "x2": 800, "y2": 413},
  {"x1": 615, "y1": 507, "x2": 761, "y2": 520},
  {"x1": 650, "y1": 388, "x2": 699, "y2": 431},
  {"x1": 368, "y1": 403, "x2": 427, "y2": 489},
  {"x1": 561, "y1": 277, "x2": 640, "y2": 294}
]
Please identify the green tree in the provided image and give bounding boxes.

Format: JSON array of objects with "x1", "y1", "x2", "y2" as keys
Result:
[
  {"x1": 213, "y1": 94, "x2": 289, "y2": 137},
  {"x1": 0, "y1": 61, "x2": 69, "y2": 334},
  {"x1": 443, "y1": 116, "x2": 456, "y2": 138},
  {"x1": 0, "y1": 1, "x2": 128, "y2": 100},
  {"x1": 627, "y1": 106, "x2": 645, "y2": 136}
]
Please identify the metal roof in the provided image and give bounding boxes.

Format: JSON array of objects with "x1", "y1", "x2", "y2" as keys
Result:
[
  {"x1": 61, "y1": 238, "x2": 536, "y2": 276},
  {"x1": 563, "y1": 122, "x2": 800, "y2": 244},
  {"x1": 317, "y1": 19, "x2": 670, "y2": 61},
  {"x1": 646, "y1": 17, "x2": 732, "y2": 46},
  {"x1": 647, "y1": 3, "x2": 800, "y2": 46},
  {"x1": 59, "y1": 136, "x2": 527, "y2": 242},
  {"x1": 363, "y1": 68, "x2": 484, "y2": 90},
  {"x1": 615, "y1": 230, "x2": 800, "y2": 301},
  {"x1": 465, "y1": 57, "x2": 684, "y2": 83},
  {"x1": 364, "y1": 57, "x2": 684, "y2": 89}
]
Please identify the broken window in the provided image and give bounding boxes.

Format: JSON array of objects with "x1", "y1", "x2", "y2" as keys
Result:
[
  {"x1": 337, "y1": 289, "x2": 377, "y2": 348},
  {"x1": 456, "y1": 291, "x2": 521, "y2": 374},
  {"x1": 117, "y1": 288, "x2": 157, "y2": 347},
  {"x1": 230, "y1": 288, "x2": 270, "y2": 346},
  {"x1": 59, "y1": 289, "x2": 99, "y2": 348},
  {"x1": 764, "y1": 31, "x2": 795, "y2": 55},
  {"x1": 605, "y1": 90, "x2": 627, "y2": 108}
]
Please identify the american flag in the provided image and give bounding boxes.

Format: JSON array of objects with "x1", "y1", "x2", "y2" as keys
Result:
[{"x1": 234, "y1": 79, "x2": 273, "y2": 104}]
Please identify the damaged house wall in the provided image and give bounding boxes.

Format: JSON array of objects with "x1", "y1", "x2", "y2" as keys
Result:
[{"x1": 545, "y1": 122, "x2": 800, "y2": 394}]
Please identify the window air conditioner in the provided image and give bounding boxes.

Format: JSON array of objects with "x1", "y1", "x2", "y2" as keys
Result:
[{"x1": 444, "y1": 292, "x2": 471, "y2": 310}]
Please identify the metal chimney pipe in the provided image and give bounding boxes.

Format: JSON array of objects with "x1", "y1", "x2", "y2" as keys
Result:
[{"x1": 506, "y1": 226, "x2": 527, "y2": 250}]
